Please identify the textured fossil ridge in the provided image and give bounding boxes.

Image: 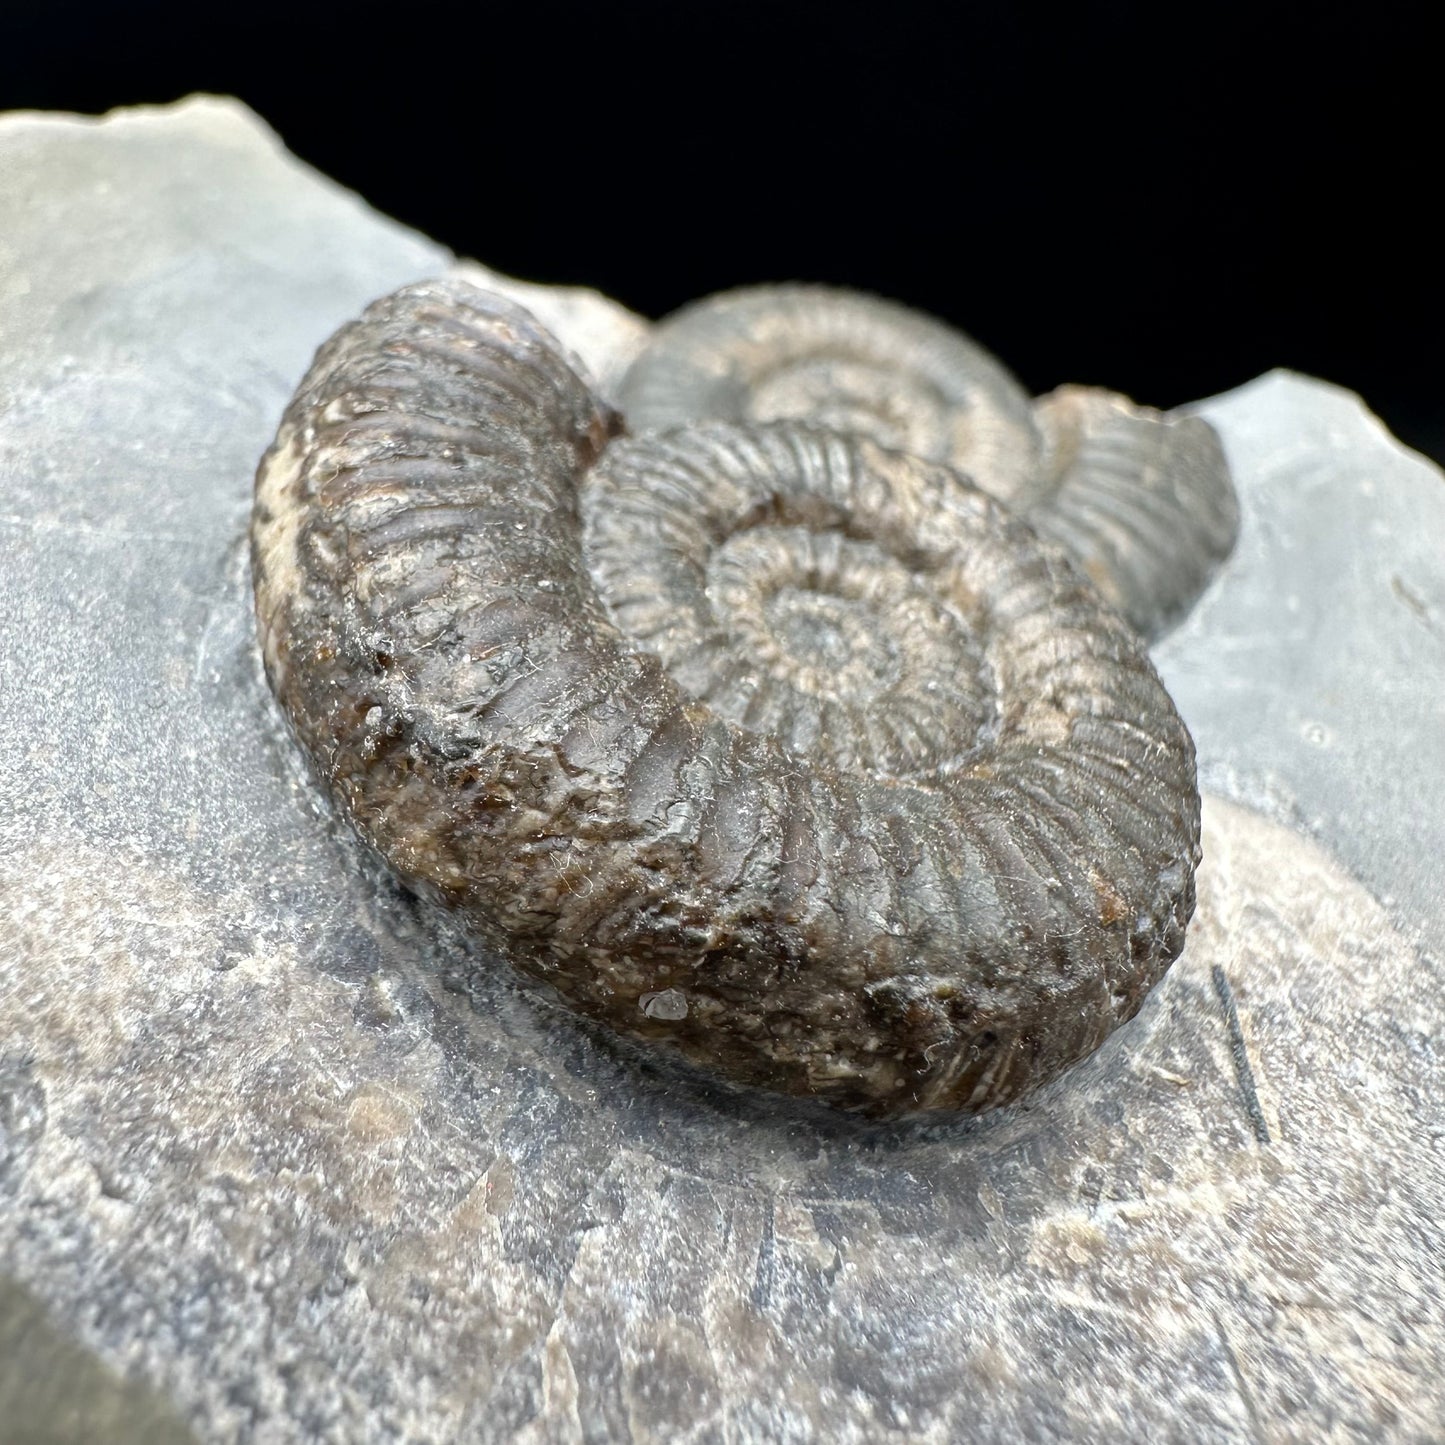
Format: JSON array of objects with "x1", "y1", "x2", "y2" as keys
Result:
[
  {"x1": 617, "y1": 284, "x2": 1046, "y2": 505},
  {"x1": 1029, "y1": 385, "x2": 1240, "y2": 639},
  {"x1": 252, "y1": 278, "x2": 1205, "y2": 1115},
  {"x1": 621, "y1": 285, "x2": 1239, "y2": 640}
]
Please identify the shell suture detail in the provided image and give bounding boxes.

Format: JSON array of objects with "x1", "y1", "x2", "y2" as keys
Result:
[{"x1": 252, "y1": 279, "x2": 1222, "y2": 1116}]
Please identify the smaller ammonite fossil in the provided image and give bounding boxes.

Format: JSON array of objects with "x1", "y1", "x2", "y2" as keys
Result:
[
  {"x1": 252, "y1": 279, "x2": 1204, "y2": 1116},
  {"x1": 617, "y1": 283, "x2": 1045, "y2": 505},
  {"x1": 619, "y1": 284, "x2": 1239, "y2": 639}
]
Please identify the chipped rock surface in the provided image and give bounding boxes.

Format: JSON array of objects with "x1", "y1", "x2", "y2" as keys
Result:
[{"x1": 1, "y1": 98, "x2": 1442, "y2": 1444}]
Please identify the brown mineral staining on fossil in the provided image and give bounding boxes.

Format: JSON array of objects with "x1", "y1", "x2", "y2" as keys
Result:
[
  {"x1": 253, "y1": 279, "x2": 1204, "y2": 1116},
  {"x1": 620, "y1": 284, "x2": 1239, "y2": 640}
]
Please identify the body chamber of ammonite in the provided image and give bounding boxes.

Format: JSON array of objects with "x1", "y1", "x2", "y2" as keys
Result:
[{"x1": 251, "y1": 279, "x2": 1236, "y2": 1116}]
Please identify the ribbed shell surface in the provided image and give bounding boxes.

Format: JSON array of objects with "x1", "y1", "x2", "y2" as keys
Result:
[
  {"x1": 617, "y1": 283, "x2": 1045, "y2": 506},
  {"x1": 618, "y1": 284, "x2": 1239, "y2": 642},
  {"x1": 1032, "y1": 385, "x2": 1241, "y2": 638},
  {"x1": 252, "y1": 279, "x2": 1202, "y2": 1115}
]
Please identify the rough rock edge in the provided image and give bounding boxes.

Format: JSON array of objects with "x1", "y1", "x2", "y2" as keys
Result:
[{"x1": 0, "y1": 96, "x2": 649, "y2": 399}]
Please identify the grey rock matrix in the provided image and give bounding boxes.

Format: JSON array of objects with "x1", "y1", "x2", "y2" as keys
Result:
[{"x1": 2, "y1": 98, "x2": 1442, "y2": 1443}]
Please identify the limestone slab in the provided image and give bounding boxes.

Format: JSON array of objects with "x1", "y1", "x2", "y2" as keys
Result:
[{"x1": 2, "y1": 98, "x2": 1441, "y2": 1445}]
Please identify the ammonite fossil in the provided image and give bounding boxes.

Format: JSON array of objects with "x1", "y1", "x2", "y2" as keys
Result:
[
  {"x1": 619, "y1": 284, "x2": 1238, "y2": 640},
  {"x1": 252, "y1": 278, "x2": 1203, "y2": 1116},
  {"x1": 617, "y1": 284, "x2": 1044, "y2": 506}
]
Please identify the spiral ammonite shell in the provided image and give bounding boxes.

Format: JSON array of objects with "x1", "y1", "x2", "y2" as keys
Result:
[
  {"x1": 617, "y1": 284, "x2": 1045, "y2": 506},
  {"x1": 252, "y1": 278, "x2": 1201, "y2": 1116},
  {"x1": 1030, "y1": 384, "x2": 1240, "y2": 639},
  {"x1": 619, "y1": 284, "x2": 1238, "y2": 640}
]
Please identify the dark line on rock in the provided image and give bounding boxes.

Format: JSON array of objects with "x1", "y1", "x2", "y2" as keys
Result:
[
  {"x1": 1391, "y1": 573, "x2": 1441, "y2": 638},
  {"x1": 1213, "y1": 1312, "x2": 1264, "y2": 1442},
  {"x1": 1211, "y1": 964, "x2": 1271, "y2": 1145},
  {"x1": 751, "y1": 1197, "x2": 777, "y2": 1311}
]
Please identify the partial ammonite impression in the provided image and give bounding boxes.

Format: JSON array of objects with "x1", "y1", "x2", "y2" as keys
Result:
[
  {"x1": 253, "y1": 279, "x2": 1202, "y2": 1116},
  {"x1": 619, "y1": 284, "x2": 1238, "y2": 639}
]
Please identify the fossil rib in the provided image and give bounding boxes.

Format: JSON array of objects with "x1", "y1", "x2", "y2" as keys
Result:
[
  {"x1": 617, "y1": 283, "x2": 1045, "y2": 506},
  {"x1": 618, "y1": 284, "x2": 1238, "y2": 639},
  {"x1": 252, "y1": 279, "x2": 1201, "y2": 1116},
  {"x1": 1031, "y1": 385, "x2": 1240, "y2": 638}
]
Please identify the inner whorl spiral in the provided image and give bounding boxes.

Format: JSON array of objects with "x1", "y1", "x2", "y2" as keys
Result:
[
  {"x1": 582, "y1": 424, "x2": 997, "y2": 779},
  {"x1": 252, "y1": 279, "x2": 1202, "y2": 1117}
]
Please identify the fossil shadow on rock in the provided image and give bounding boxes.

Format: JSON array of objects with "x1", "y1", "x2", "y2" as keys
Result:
[{"x1": 361, "y1": 791, "x2": 1433, "y2": 1219}]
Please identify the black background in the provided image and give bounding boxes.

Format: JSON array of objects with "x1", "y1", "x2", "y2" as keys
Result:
[{"x1": 7, "y1": 2, "x2": 1440, "y2": 460}]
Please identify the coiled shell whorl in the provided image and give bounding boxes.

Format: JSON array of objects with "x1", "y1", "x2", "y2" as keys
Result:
[
  {"x1": 1031, "y1": 385, "x2": 1240, "y2": 639},
  {"x1": 619, "y1": 284, "x2": 1239, "y2": 641},
  {"x1": 617, "y1": 284, "x2": 1045, "y2": 507},
  {"x1": 252, "y1": 279, "x2": 1202, "y2": 1116}
]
